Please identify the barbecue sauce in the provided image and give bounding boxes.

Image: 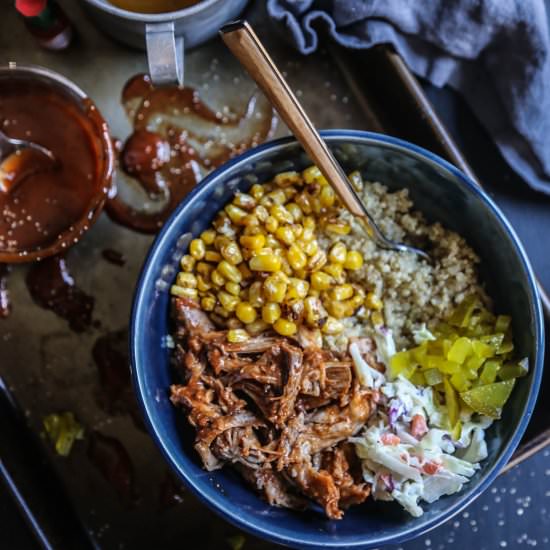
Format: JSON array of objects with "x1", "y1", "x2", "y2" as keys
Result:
[
  {"x1": 0, "y1": 79, "x2": 111, "y2": 262},
  {"x1": 106, "y1": 73, "x2": 276, "y2": 233}
]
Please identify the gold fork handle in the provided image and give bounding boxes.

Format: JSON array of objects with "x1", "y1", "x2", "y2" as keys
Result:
[{"x1": 219, "y1": 20, "x2": 365, "y2": 218}]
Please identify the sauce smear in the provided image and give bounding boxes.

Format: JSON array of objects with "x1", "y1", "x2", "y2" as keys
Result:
[
  {"x1": 87, "y1": 431, "x2": 138, "y2": 503},
  {"x1": 106, "y1": 74, "x2": 276, "y2": 233},
  {"x1": 26, "y1": 255, "x2": 94, "y2": 332},
  {"x1": 101, "y1": 248, "x2": 126, "y2": 266}
]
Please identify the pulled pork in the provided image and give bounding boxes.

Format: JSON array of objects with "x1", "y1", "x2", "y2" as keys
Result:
[{"x1": 170, "y1": 297, "x2": 377, "y2": 519}]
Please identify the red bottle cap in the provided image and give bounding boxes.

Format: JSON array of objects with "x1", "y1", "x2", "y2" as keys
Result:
[{"x1": 15, "y1": 0, "x2": 48, "y2": 17}]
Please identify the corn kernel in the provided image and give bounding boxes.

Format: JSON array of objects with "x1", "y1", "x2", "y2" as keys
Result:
[
  {"x1": 265, "y1": 216, "x2": 279, "y2": 233},
  {"x1": 218, "y1": 291, "x2": 239, "y2": 312},
  {"x1": 225, "y1": 281, "x2": 241, "y2": 296},
  {"x1": 197, "y1": 274, "x2": 211, "y2": 292},
  {"x1": 344, "y1": 250, "x2": 364, "y2": 270},
  {"x1": 286, "y1": 298, "x2": 305, "y2": 322},
  {"x1": 326, "y1": 300, "x2": 350, "y2": 319},
  {"x1": 250, "y1": 183, "x2": 265, "y2": 200},
  {"x1": 283, "y1": 186, "x2": 297, "y2": 200},
  {"x1": 210, "y1": 269, "x2": 225, "y2": 287},
  {"x1": 311, "y1": 271, "x2": 333, "y2": 291},
  {"x1": 205, "y1": 250, "x2": 222, "y2": 262},
  {"x1": 319, "y1": 185, "x2": 335, "y2": 207},
  {"x1": 224, "y1": 204, "x2": 248, "y2": 224},
  {"x1": 328, "y1": 242, "x2": 347, "y2": 264},
  {"x1": 233, "y1": 192, "x2": 256, "y2": 210},
  {"x1": 214, "y1": 235, "x2": 231, "y2": 251},
  {"x1": 263, "y1": 275, "x2": 287, "y2": 303},
  {"x1": 227, "y1": 329, "x2": 250, "y2": 343},
  {"x1": 176, "y1": 272, "x2": 197, "y2": 288},
  {"x1": 196, "y1": 262, "x2": 214, "y2": 277},
  {"x1": 252, "y1": 204, "x2": 268, "y2": 223},
  {"x1": 304, "y1": 296, "x2": 326, "y2": 326},
  {"x1": 189, "y1": 238, "x2": 205, "y2": 260},
  {"x1": 295, "y1": 193, "x2": 313, "y2": 214},
  {"x1": 246, "y1": 319, "x2": 269, "y2": 335},
  {"x1": 218, "y1": 260, "x2": 242, "y2": 283},
  {"x1": 280, "y1": 256, "x2": 293, "y2": 276},
  {"x1": 249, "y1": 254, "x2": 281, "y2": 272},
  {"x1": 236, "y1": 302, "x2": 257, "y2": 324},
  {"x1": 365, "y1": 292, "x2": 383, "y2": 310},
  {"x1": 347, "y1": 293, "x2": 364, "y2": 310},
  {"x1": 331, "y1": 284, "x2": 354, "y2": 301},
  {"x1": 212, "y1": 213, "x2": 234, "y2": 236},
  {"x1": 273, "y1": 318, "x2": 297, "y2": 336},
  {"x1": 322, "y1": 317, "x2": 344, "y2": 334},
  {"x1": 275, "y1": 226, "x2": 295, "y2": 246},
  {"x1": 325, "y1": 221, "x2": 351, "y2": 235},
  {"x1": 286, "y1": 202, "x2": 303, "y2": 222},
  {"x1": 260, "y1": 189, "x2": 286, "y2": 208},
  {"x1": 302, "y1": 165, "x2": 328, "y2": 185},
  {"x1": 262, "y1": 302, "x2": 281, "y2": 324},
  {"x1": 213, "y1": 305, "x2": 230, "y2": 319},
  {"x1": 180, "y1": 254, "x2": 195, "y2": 272},
  {"x1": 323, "y1": 263, "x2": 344, "y2": 280},
  {"x1": 227, "y1": 317, "x2": 244, "y2": 330},
  {"x1": 273, "y1": 170, "x2": 301, "y2": 188},
  {"x1": 238, "y1": 262, "x2": 252, "y2": 280},
  {"x1": 303, "y1": 239, "x2": 319, "y2": 256},
  {"x1": 303, "y1": 216, "x2": 316, "y2": 231},
  {"x1": 200, "y1": 229, "x2": 216, "y2": 245},
  {"x1": 242, "y1": 215, "x2": 260, "y2": 229},
  {"x1": 201, "y1": 295, "x2": 216, "y2": 311},
  {"x1": 248, "y1": 281, "x2": 264, "y2": 307},
  {"x1": 311, "y1": 197, "x2": 322, "y2": 214},
  {"x1": 171, "y1": 285, "x2": 198, "y2": 299},
  {"x1": 221, "y1": 242, "x2": 243, "y2": 265},
  {"x1": 240, "y1": 233, "x2": 266, "y2": 251},
  {"x1": 286, "y1": 278, "x2": 309, "y2": 299},
  {"x1": 270, "y1": 204, "x2": 294, "y2": 225},
  {"x1": 307, "y1": 250, "x2": 327, "y2": 272},
  {"x1": 287, "y1": 244, "x2": 307, "y2": 270},
  {"x1": 371, "y1": 310, "x2": 384, "y2": 326}
]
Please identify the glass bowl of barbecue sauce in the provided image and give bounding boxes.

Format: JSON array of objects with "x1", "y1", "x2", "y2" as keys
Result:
[{"x1": 0, "y1": 64, "x2": 114, "y2": 262}]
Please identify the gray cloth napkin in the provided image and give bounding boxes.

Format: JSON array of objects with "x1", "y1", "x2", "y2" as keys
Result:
[{"x1": 267, "y1": 0, "x2": 550, "y2": 195}]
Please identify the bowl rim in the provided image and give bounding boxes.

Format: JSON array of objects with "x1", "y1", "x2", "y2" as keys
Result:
[{"x1": 130, "y1": 130, "x2": 544, "y2": 549}]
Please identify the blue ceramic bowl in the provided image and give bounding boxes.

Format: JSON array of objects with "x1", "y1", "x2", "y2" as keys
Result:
[{"x1": 130, "y1": 131, "x2": 544, "y2": 549}]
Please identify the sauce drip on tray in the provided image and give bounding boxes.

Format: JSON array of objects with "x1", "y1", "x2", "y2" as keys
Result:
[
  {"x1": 106, "y1": 74, "x2": 277, "y2": 233},
  {"x1": 88, "y1": 430, "x2": 138, "y2": 503},
  {"x1": 26, "y1": 255, "x2": 94, "y2": 332},
  {"x1": 101, "y1": 248, "x2": 126, "y2": 266},
  {"x1": 92, "y1": 329, "x2": 144, "y2": 429}
]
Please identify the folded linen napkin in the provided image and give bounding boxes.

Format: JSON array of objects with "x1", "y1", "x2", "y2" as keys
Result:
[{"x1": 267, "y1": 0, "x2": 550, "y2": 195}]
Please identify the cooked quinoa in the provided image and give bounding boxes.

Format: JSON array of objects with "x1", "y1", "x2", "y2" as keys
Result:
[{"x1": 321, "y1": 181, "x2": 486, "y2": 351}]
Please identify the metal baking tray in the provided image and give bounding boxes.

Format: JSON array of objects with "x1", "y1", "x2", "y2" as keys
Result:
[{"x1": 0, "y1": 2, "x2": 548, "y2": 548}]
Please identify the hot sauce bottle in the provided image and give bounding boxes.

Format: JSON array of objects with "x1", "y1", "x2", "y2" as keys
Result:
[{"x1": 15, "y1": 0, "x2": 73, "y2": 51}]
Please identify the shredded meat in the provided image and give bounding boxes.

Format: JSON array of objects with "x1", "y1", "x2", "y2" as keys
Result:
[{"x1": 169, "y1": 296, "x2": 377, "y2": 519}]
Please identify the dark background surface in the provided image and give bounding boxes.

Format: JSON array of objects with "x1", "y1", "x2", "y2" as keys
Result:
[{"x1": 1, "y1": 2, "x2": 550, "y2": 549}]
